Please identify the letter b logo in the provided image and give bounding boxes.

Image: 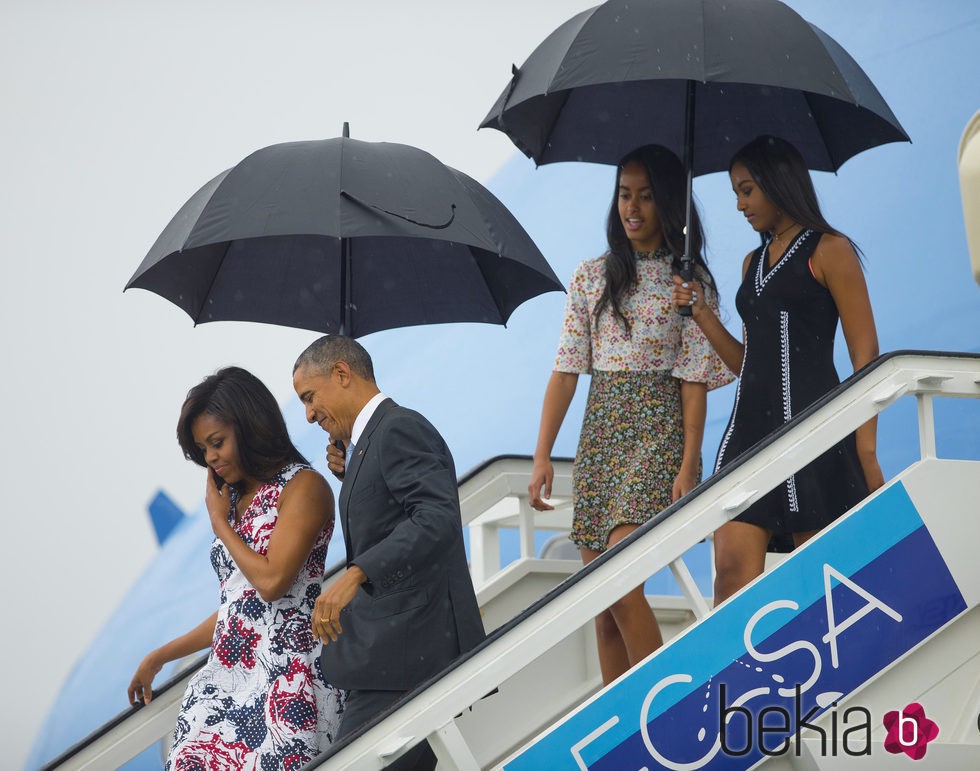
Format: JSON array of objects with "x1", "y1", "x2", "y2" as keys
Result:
[
  {"x1": 883, "y1": 703, "x2": 939, "y2": 760},
  {"x1": 897, "y1": 712, "x2": 918, "y2": 747}
]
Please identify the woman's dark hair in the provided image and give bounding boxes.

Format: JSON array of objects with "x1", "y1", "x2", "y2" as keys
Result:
[
  {"x1": 600, "y1": 144, "x2": 716, "y2": 333},
  {"x1": 729, "y1": 135, "x2": 861, "y2": 258},
  {"x1": 177, "y1": 366, "x2": 307, "y2": 489}
]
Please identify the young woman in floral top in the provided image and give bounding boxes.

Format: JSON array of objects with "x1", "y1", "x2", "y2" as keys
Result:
[
  {"x1": 128, "y1": 367, "x2": 345, "y2": 768},
  {"x1": 529, "y1": 145, "x2": 733, "y2": 685}
]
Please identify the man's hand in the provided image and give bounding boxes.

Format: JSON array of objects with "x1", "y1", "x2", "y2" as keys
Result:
[
  {"x1": 326, "y1": 440, "x2": 347, "y2": 480},
  {"x1": 312, "y1": 565, "x2": 367, "y2": 643}
]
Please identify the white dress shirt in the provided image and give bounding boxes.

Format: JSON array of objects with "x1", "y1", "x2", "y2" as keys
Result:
[{"x1": 350, "y1": 392, "x2": 388, "y2": 449}]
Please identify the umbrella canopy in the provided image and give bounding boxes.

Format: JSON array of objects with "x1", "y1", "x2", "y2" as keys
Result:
[
  {"x1": 480, "y1": 0, "x2": 910, "y2": 173},
  {"x1": 126, "y1": 133, "x2": 563, "y2": 337}
]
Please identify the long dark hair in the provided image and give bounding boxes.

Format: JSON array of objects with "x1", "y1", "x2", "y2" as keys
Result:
[
  {"x1": 177, "y1": 366, "x2": 307, "y2": 490},
  {"x1": 729, "y1": 135, "x2": 861, "y2": 258},
  {"x1": 599, "y1": 144, "x2": 716, "y2": 333}
]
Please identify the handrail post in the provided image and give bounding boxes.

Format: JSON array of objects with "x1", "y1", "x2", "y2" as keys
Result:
[
  {"x1": 668, "y1": 557, "x2": 712, "y2": 620},
  {"x1": 917, "y1": 393, "x2": 937, "y2": 459},
  {"x1": 518, "y1": 497, "x2": 536, "y2": 560},
  {"x1": 427, "y1": 719, "x2": 481, "y2": 770},
  {"x1": 469, "y1": 518, "x2": 500, "y2": 590}
]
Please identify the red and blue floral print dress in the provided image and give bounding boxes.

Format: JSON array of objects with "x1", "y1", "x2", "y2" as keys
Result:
[{"x1": 166, "y1": 463, "x2": 346, "y2": 770}]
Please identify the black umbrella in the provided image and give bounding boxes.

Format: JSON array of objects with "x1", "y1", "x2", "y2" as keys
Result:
[
  {"x1": 126, "y1": 127, "x2": 563, "y2": 337},
  {"x1": 481, "y1": 0, "x2": 909, "y2": 300}
]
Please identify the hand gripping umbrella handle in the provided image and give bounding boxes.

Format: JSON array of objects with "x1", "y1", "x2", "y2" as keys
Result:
[{"x1": 677, "y1": 256, "x2": 694, "y2": 318}]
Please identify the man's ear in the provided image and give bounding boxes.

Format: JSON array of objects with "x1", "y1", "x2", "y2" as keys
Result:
[{"x1": 333, "y1": 360, "x2": 353, "y2": 386}]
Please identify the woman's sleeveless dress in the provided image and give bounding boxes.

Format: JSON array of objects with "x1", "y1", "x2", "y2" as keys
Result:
[
  {"x1": 715, "y1": 230, "x2": 868, "y2": 538},
  {"x1": 167, "y1": 463, "x2": 346, "y2": 770}
]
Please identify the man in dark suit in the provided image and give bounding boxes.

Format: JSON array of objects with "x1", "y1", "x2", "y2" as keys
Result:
[{"x1": 293, "y1": 335, "x2": 485, "y2": 769}]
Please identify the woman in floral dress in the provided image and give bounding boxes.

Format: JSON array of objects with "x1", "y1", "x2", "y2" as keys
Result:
[
  {"x1": 528, "y1": 145, "x2": 733, "y2": 685},
  {"x1": 128, "y1": 367, "x2": 345, "y2": 769}
]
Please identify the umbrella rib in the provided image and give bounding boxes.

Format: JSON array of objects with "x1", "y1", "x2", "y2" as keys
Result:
[
  {"x1": 801, "y1": 90, "x2": 839, "y2": 171},
  {"x1": 536, "y1": 91, "x2": 575, "y2": 164},
  {"x1": 469, "y1": 248, "x2": 511, "y2": 325},
  {"x1": 190, "y1": 241, "x2": 234, "y2": 326}
]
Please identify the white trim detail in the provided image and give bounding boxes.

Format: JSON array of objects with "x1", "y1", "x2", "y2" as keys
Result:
[
  {"x1": 715, "y1": 325, "x2": 748, "y2": 473},
  {"x1": 780, "y1": 310, "x2": 800, "y2": 512},
  {"x1": 755, "y1": 229, "x2": 813, "y2": 295}
]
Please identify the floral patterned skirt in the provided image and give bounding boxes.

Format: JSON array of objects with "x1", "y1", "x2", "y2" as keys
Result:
[{"x1": 571, "y1": 370, "x2": 689, "y2": 552}]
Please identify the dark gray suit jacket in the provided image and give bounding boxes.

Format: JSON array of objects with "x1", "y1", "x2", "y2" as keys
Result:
[{"x1": 320, "y1": 398, "x2": 485, "y2": 692}]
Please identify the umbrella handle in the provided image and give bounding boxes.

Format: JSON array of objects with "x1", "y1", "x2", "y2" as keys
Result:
[
  {"x1": 677, "y1": 263, "x2": 694, "y2": 318},
  {"x1": 678, "y1": 80, "x2": 696, "y2": 319}
]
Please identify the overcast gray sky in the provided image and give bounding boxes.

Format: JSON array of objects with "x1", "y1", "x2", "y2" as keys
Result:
[{"x1": 0, "y1": 1, "x2": 598, "y2": 764}]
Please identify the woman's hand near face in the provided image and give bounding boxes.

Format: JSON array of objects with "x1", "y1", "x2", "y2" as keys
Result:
[{"x1": 205, "y1": 470, "x2": 231, "y2": 534}]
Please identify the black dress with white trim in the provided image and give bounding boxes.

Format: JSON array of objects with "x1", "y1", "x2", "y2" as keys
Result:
[{"x1": 715, "y1": 229, "x2": 868, "y2": 542}]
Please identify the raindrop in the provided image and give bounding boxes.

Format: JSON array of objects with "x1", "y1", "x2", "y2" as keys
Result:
[
  {"x1": 755, "y1": 667, "x2": 763, "y2": 672},
  {"x1": 816, "y1": 691, "x2": 843, "y2": 708},
  {"x1": 772, "y1": 674, "x2": 784, "y2": 683},
  {"x1": 702, "y1": 704, "x2": 709, "y2": 713},
  {"x1": 698, "y1": 727, "x2": 706, "y2": 742}
]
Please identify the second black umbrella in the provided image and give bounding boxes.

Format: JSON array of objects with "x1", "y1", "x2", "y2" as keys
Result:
[{"x1": 481, "y1": 0, "x2": 910, "y2": 291}]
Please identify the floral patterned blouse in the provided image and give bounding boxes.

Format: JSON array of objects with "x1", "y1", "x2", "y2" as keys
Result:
[{"x1": 554, "y1": 249, "x2": 733, "y2": 390}]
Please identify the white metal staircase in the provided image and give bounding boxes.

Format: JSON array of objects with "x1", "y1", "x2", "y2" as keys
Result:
[{"x1": 42, "y1": 351, "x2": 980, "y2": 770}]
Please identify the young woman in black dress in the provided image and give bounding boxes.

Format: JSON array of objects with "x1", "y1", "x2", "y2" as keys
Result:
[{"x1": 672, "y1": 135, "x2": 885, "y2": 606}]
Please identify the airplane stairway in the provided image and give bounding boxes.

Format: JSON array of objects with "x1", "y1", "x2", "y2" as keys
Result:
[{"x1": 42, "y1": 351, "x2": 980, "y2": 770}]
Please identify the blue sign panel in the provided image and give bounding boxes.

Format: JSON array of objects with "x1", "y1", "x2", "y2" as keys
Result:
[{"x1": 505, "y1": 483, "x2": 966, "y2": 770}]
